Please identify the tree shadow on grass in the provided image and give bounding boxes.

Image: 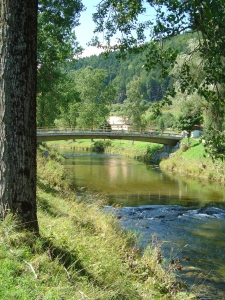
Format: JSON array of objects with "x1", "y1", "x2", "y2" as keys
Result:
[
  {"x1": 37, "y1": 196, "x2": 69, "y2": 218},
  {"x1": 37, "y1": 179, "x2": 69, "y2": 217},
  {"x1": 37, "y1": 178, "x2": 58, "y2": 196},
  {"x1": 191, "y1": 141, "x2": 201, "y2": 147},
  {"x1": 42, "y1": 238, "x2": 103, "y2": 288},
  {"x1": 41, "y1": 238, "x2": 141, "y2": 300}
]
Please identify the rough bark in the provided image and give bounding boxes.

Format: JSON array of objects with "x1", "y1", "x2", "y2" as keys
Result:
[{"x1": 0, "y1": 0, "x2": 39, "y2": 233}]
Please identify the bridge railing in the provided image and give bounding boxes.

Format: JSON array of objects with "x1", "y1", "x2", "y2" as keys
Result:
[{"x1": 37, "y1": 127, "x2": 182, "y2": 137}]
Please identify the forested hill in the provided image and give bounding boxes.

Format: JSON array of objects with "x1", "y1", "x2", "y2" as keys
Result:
[{"x1": 74, "y1": 32, "x2": 197, "y2": 103}]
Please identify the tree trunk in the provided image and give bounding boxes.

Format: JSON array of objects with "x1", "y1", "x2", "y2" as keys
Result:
[{"x1": 0, "y1": 0, "x2": 39, "y2": 233}]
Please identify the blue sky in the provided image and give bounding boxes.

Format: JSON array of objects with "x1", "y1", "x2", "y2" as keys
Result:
[
  {"x1": 75, "y1": 0, "x2": 105, "y2": 57},
  {"x1": 75, "y1": 0, "x2": 156, "y2": 57}
]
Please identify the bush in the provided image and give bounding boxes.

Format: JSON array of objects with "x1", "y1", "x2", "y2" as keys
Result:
[{"x1": 91, "y1": 140, "x2": 112, "y2": 153}]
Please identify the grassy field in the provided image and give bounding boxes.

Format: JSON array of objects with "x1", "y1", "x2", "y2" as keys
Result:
[{"x1": 0, "y1": 145, "x2": 195, "y2": 300}]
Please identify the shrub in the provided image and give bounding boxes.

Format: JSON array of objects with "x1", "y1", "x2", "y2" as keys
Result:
[{"x1": 91, "y1": 140, "x2": 111, "y2": 153}]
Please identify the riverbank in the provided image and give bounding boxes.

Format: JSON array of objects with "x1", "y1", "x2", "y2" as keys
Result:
[
  {"x1": 46, "y1": 137, "x2": 225, "y2": 185},
  {"x1": 46, "y1": 138, "x2": 163, "y2": 162},
  {"x1": 0, "y1": 145, "x2": 194, "y2": 300},
  {"x1": 159, "y1": 138, "x2": 225, "y2": 186}
]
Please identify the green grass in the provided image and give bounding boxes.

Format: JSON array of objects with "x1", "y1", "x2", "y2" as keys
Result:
[
  {"x1": 47, "y1": 139, "x2": 92, "y2": 149},
  {"x1": 146, "y1": 103, "x2": 182, "y2": 119},
  {"x1": 173, "y1": 138, "x2": 207, "y2": 160},
  {"x1": 47, "y1": 139, "x2": 153, "y2": 151},
  {"x1": 46, "y1": 139, "x2": 163, "y2": 162},
  {"x1": 0, "y1": 145, "x2": 195, "y2": 300},
  {"x1": 160, "y1": 138, "x2": 225, "y2": 185}
]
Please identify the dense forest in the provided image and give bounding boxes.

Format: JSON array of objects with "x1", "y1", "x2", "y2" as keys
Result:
[{"x1": 74, "y1": 32, "x2": 196, "y2": 104}]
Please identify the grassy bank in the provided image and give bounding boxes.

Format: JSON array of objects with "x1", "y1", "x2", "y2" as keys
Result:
[
  {"x1": 0, "y1": 145, "x2": 195, "y2": 299},
  {"x1": 159, "y1": 138, "x2": 225, "y2": 185},
  {"x1": 46, "y1": 139, "x2": 163, "y2": 162},
  {"x1": 46, "y1": 137, "x2": 225, "y2": 184}
]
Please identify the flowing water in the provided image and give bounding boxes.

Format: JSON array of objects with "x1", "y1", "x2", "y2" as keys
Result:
[{"x1": 58, "y1": 149, "x2": 225, "y2": 299}]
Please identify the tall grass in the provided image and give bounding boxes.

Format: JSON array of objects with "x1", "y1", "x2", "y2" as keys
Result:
[{"x1": 0, "y1": 145, "x2": 195, "y2": 299}]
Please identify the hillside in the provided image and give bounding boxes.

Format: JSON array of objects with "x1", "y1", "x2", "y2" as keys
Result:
[{"x1": 73, "y1": 32, "x2": 197, "y2": 104}]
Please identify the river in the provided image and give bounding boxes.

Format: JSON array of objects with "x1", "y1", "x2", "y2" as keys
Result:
[{"x1": 58, "y1": 149, "x2": 225, "y2": 299}]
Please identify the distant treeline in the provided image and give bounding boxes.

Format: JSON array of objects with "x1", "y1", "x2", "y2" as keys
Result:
[{"x1": 73, "y1": 32, "x2": 197, "y2": 103}]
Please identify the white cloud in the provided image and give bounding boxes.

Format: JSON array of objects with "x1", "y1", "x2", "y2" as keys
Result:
[{"x1": 79, "y1": 46, "x2": 105, "y2": 58}]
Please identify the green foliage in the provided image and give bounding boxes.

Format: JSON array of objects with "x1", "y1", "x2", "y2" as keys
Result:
[
  {"x1": 91, "y1": 140, "x2": 112, "y2": 153},
  {"x1": 147, "y1": 112, "x2": 176, "y2": 130},
  {"x1": 37, "y1": 0, "x2": 84, "y2": 127},
  {"x1": 163, "y1": 112, "x2": 177, "y2": 129},
  {"x1": 176, "y1": 101, "x2": 203, "y2": 145},
  {"x1": 157, "y1": 117, "x2": 165, "y2": 133},
  {"x1": 121, "y1": 76, "x2": 147, "y2": 130},
  {"x1": 176, "y1": 109, "x2": 202, "y2": 136},
  {"x1": 73, "y1": 67, "x2": 116, "y2": 129},
  {"x1": 92, "y1": 0, "x2": 225, "y2": 160},
  {"x1": 202, "y1": 127, "x2": 225, "y2": 161},
  {"x1": 146, "y1": 113, "x2": 158, "y2": 128},
  {"x1": 54, "y1": 102, "x2": 79, "y2": 128},
  {"x1": 75, "y1": 33, "x2": 194, "y2": 104},
  {"x1": 37, "y1": 70, "x2": 81, "y2": 127},
  {"x1": 99, "y1": 119, "x2": 112, "y2": 131}
]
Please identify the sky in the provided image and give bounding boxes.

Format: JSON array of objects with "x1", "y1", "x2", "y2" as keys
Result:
[
  {"x1": 74, "y1": 0, "x2": 106, "y2": 57},
  {"x1": 74, "y1": 0, "x2": 156, "y2": 57}
]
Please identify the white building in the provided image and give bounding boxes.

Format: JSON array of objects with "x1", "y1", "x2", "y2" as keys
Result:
[
  {"x1": 182, "y1": 125, "x2": 203, "y2": 138},
  {"x1": 108, "y1": 116, "x2": 130, "y2": 131}
]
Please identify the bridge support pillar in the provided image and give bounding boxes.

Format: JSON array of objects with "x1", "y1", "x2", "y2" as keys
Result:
[{"x1": 163, "y1": 144, "x2": 173, "y2": 153}]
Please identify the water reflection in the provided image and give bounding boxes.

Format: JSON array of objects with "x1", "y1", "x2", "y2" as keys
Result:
[{"x1": 61, "y1": 150, "x2": 225, "y2": 208}]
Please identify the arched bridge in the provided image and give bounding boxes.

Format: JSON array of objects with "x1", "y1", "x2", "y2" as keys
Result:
[{"x1": 37, "y1": 128, "x2": 182, "y2": 148}]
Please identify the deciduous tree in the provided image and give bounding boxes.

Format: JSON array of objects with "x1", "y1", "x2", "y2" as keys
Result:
[
  {"x1": 37, "y1": 0, "x2": 84, "y2": 127},
  {"x1": 74, "y1": 67, "x2": 116, "y2": 129},
  {"x1": 0, "y1": 0, "x2": 39, "y2": 232},
  {"x1": 176, "y1": 102, "x2": 203, "y2": 146},
  {"x1": 121, "y1": 76, "x2": 147, "y2": 130}
]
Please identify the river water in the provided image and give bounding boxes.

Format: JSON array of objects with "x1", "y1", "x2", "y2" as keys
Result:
[{"x1": 58, "y1": 149, "x2": 225, "y2": 299}]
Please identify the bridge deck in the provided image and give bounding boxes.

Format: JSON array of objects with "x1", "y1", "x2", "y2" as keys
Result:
[{"x1": 37, "y1": 129, "x2": 182, "y2": 146}]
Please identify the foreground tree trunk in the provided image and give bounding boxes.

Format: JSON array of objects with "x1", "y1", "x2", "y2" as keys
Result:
[{"x1": 0, "y1": 0, "x2": 39, "y2": 233}]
